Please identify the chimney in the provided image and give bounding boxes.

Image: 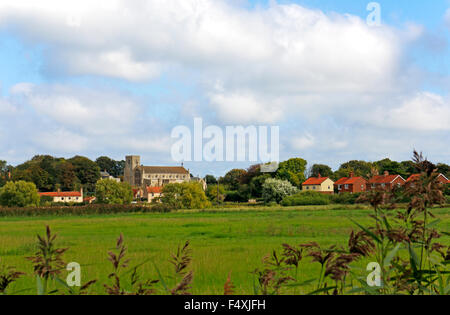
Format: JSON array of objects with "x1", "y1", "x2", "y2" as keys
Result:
[
  {"x1": 350, "y1": 172, "x2": 354, "y2": 178},
  {"x1": 318, "y1": 173, "x2": 322, "y2": 178},
  {"x1": 57, "y1": 188, "x2": 61, "y2": 193},
  {"x1": 80, "y1": 187, "x2": 83, "y2": 197},
  {"x1": 384, "y1": 171, "x2": 389, "y2": 177}
]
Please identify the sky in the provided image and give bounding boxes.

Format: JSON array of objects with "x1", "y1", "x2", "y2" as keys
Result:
[{"x1": 0, "y1": 0, "x2": 449, "y2": 177}]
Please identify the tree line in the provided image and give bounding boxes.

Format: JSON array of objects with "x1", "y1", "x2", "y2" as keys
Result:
[
  {"x1": 0, "y1": 155, "x2": 125, "y2": 193},
  {"x1": 204, "y1": 158, "x2": 450, "y2": 203}
]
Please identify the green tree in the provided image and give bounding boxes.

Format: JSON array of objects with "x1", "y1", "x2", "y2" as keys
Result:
[
  {"x1": 0, "y1": 160, "x2": 8, "y2": 187},
  {"x1": 56, "y1": 162, "x2": 78, "y2": 191},
  {"x1": 262, "y1": 178, "x2": 298, "y2": 204},
  {"x1": 205, "y1": 175, "x2": 218, "y2": 185},
  {"x1": 68, "y1": 156, "x2": 101, "y2": 193},
  {"x1": 335, "y1": 160, "x2": 374, "y2": 179},
  {"x1": 310, "y1": 164, "x2": 333, "y2": 179},
  {"x1": 95, "y1": 156, "x2": 125, "y2": 178},
  {"x1": 437, "y1": 163, "x2": 450, "y2": 179},
  {"x1": 206, "y1": 184, "x2": 225, "y2": 203},
  {"x1": 0, "y1": 181, "x2": 40, "y2": 207},
  {"x1": 162, "y1": 182, "x2": 211, "y2": 209},
  {"x1": 275, "y1": 158, "x2": 307, "y2": 187},
  {"x1": 95, "y1": 179, "x2": 133, "y2": 205},
  {"x1": 249, "y1": 174, "x2": 271, "y2": 198},
  {"x1": 220, "y1": 169, "x2": 247, "y2": 190}
]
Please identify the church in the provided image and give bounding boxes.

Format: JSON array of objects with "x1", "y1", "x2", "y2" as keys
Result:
[{"x1": 124, "y1": 155, "x2": 191, "y2": 188}]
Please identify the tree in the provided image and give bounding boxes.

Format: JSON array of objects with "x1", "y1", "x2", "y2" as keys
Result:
[
  {"x1": 310, "y1": 164, "x2": 333, "y2": 179},
  {"x1": 335, "y1": 160, "x2": 374, "y2": 180},
  {"x1": 220, "y1": 169, "x2": 247, "y2": 191},
  {"x1": 275, "y1": 158, "x2": 307, "y2": 188},
  {"x1": 68, "y1": 156, "x2": 101, "y2": 193},
  {"x1": 206, "y1": 184, "x2": 225, "y2": 203},
  {"x1": 437, "y1": 163, "x2": 450, "y2": 179},
  {"x1": 375, "y1": 158, "x2": 409, "y2": 178},
  {"x1": 95, "y1": 179, "x2": 133, "y2": 205},
  {"x1": 56, "y1": 162, "x2": 79, "y2": 191},
  {"x1": 0, "y1": 160, "x2": 8, "y2": 187},
  {"x1": 0, "y1": 181, "x2": 40, "y2": 207},
  {"x1": 205, "y1": 175, "x2": 218, "y2": 185},
  {"x1": 96, "y1": 157, "x2": 126, "y2": 178},
  {"x1": 161, "y1": 182, "x2": 211, "y2": 209},
  {"x1": 262, "y1": 178, "x2": 298, "y2": 204},
  {"x1": 249, "y1": 174, "x2": 271, "y2": 198}
]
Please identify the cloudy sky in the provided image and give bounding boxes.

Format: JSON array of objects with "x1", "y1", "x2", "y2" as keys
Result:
[{"x1": 0, "y1": 0, "x2": 449, "y2": 176}]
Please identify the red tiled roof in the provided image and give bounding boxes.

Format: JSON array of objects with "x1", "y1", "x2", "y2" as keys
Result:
[
  {"x1": 406, "y1": 174, "x2": 420, "y2": 183},
  {"x1": 147, "y1": 186, "x2": 162, "y2": 194},
  {"x1": 39, "y1": 191, "x2": 82, "y2": 197},
  {"x1": 368, "y1": 175, "x2": 404, "y2": 184},
  {"x1": 303, "y1": 177, "x2": 330, "y2": 185},
  {"x1": 344, "y1": 177, "x2": 367, "y2": 184},
  {"x1": 334, "y1": 177, "x2": 349, "y2": 185},
  {"x1": 84, "y1": 196, "x2": 96, "y2": 202}
]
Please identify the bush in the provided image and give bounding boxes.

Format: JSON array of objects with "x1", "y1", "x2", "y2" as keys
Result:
[
  {"x1": 0, "y1": 204, "x2": 156, "y2": 217},
  {"x1": 161, "y1": 182, "x2": 211, "y2": 210},
  {"x1": 330, "y1": 193, "x2": 362, "y2": 205},
  {"x1": 262, "y1": 178, "x2": 298, "y2": 204},
  {"x1": 281, "y1": 191, "x2": 330, "y2": 206},
  {"x1": 150, "y1": 203, "x2": 172, "y2": 213},
  {"x1": 0, "y1": 181, "x2": 40, "y2": 207},
  {"x1": 95, "y1": 179, "x2": 133, "y2": 205}
]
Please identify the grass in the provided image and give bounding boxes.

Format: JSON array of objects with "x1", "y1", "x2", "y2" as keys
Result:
[{"x1": 1, "y1": 205, "x2": 449, "y2": 295}]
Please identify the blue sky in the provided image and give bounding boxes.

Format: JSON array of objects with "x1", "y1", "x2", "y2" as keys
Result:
[{"x1": 0, "y1": 0, "x2": 449, "y2": 177}]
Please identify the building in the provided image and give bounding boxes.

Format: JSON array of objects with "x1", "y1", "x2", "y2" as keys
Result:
[
  {"x1": 302, "y1": 174, "x2": 334, "y2": 194},
  {"x1": 100, "y1": 171, "x2": 121, "y2": 183},
  {"x1": 191, "y1": 176, "x2": 207, "y2": 191},
  {"x1": 39, "y1": 189, "x2": 83, "y2": 203},
  {"x1": 145, "y1": 186, "x2": 162, "y2": 203},
  {"x1": 334, "y1": 173, "x2": 367, "y2": 194},
  {"x1": 405, "y1": 173, "x2": 449, "y2": 188},
  {"x1": 124, "y1": 155, "x2": 190, "y2": 187},
  {"x1": 367, "y1": 171, "x2": 405, "y2": 191}
]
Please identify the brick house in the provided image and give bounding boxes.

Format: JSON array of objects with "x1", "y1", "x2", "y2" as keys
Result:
[
  {"x1": 302, "y1": 174, "x2": 334, "y2": 194},
  {"x1": 405, "y1": 173, "x2": 449, "y2": 188},
  {"x1": 367, "y1": 171, "x2": 405, "y2": 191},
  {"x1": 334, "y1": 173, "x2": 367, "y2": 194}
]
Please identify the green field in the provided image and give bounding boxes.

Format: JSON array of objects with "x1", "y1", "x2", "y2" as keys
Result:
[{"x1": 1, "y1": 205, "x2": 449, "y2": 295}]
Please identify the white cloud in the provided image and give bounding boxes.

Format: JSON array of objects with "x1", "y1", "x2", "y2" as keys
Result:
[
  {"x1": 291, "y1": 134, "x2": 315, "y2": 150},
  {"x1": 10, "y1": 83, "x2": 141, "y2": 136},
  {"x1": 0, "y1": 0, "x2": 401, "y2": 90},
  {"x1": 208, "y1": 91, "x2": 283, "y2": 124},
  {"x1": 379, "y1": 92, "x2": 450, "y2": 131}
]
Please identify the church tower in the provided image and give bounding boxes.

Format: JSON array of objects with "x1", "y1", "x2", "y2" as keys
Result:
[{"x1": 124, "y1": 155, "x2": 141, "y2": 186}]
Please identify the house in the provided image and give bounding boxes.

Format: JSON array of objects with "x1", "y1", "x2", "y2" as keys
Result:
[
  {"x1": 145, "y1": 186, "x2": 162, "y2": 203},
  {"x1": 367, "y1": 171, "x2": 405, "y2": 191},
  {"x1": 334, "y1": 173, "x2": 367, "y2": 194},
  {"x1": 302, "y1": 174, "x2": 334, "y2": 194},
  {"x1": 39, "y1": 189, "x2": 83, "y2": 203},
  {"x1": 405, "y1": 173, "x2": 449, "y2": 188},
  {"x1": 84, "y1": 196, "x2": 96, "y2": 204},
  {"x1": 124, "y1": 155, "x2": 190, "y2": 188},
  {"x1": 100, "y1": 171, "x2": 121, "y2": 183}
]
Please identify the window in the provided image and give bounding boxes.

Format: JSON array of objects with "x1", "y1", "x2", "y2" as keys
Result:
[
  {"x1": 381, "y1": 183, "x2": 386, "y2": 188},
  {"x1": 338, "y1": 185, "x2": 342, "y2": 190},
  {"x1": 361, "y1": 185, "x2": 364, "y2": 190},
  {"x1": 345, "y1": 184, "x2": 349, "y2": 189},
  {"x1": 372, "y1": 184, "x2": 376, "y2": 188},
  {"x1": 313, "y1": 186, "x2": 316, "y2": 190}
]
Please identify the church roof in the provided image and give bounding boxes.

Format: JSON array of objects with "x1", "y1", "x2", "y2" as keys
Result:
[{"x1": 140, "y1": 166, "x2": 189, "y2": 175}]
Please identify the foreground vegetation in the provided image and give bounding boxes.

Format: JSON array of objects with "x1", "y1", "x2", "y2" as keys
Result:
[{"x1": 0, "y1": 205, "x2": 448, "y2": 295}]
